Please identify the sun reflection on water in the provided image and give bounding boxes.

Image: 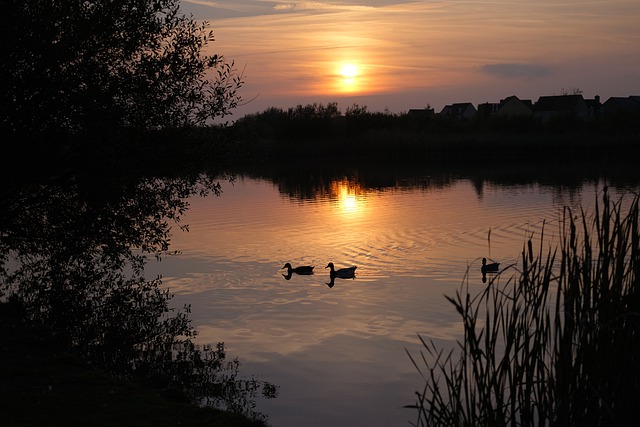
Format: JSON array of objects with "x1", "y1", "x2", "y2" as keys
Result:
[{"x1": 330, "y1": 179, "x2": 367, "y2": 217}]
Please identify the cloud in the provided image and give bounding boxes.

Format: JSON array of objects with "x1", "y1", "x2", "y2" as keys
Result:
[
  {"x1": 183, "y1": 0, "x2": 401, "y2": 19},
  {"x1": 273, "y1": 1, "x2": 381, "y2": 13},
  {"x1": 480, "y1": 63, "x2": 552, "y2": 79},
  {"x1": 181, "y1": 0, "x2": 274, "y2": 19},
  {"x1": 276, "y1": 2, "x2": 328, "y2": 10}
]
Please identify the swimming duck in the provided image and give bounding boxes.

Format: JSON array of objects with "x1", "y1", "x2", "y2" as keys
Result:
[
  {"x1": 481, "y1": 258, "x2": 500, "y2": 274},
  {"x1": 325, "y1": 262, "x2": 357, "y2": 278},
  {"x1": 282, "y1": 262, "x2": 314, "y2": 275}
]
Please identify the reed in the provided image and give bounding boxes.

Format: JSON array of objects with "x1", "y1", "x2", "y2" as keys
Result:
[{"x1": 407, "y1": 188, "x2": 640, "y2": 426}]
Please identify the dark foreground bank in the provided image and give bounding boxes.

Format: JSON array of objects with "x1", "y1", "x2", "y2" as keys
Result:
[{"x1": 0, "y1": 302, "x2": 267, "y2": 427}]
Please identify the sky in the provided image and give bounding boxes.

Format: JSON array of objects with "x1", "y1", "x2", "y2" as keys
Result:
[{"x1": 180, "y1": 0, "x2": 640, "y2": 118}]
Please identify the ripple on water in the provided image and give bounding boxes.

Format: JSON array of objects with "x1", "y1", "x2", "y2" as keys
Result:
[{"x1": 156, "y1": 178, "x2": 626, "y2": 427}]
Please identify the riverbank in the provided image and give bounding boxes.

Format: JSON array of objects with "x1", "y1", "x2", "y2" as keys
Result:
[{"x1": 0, "y1": 301, "x2": 267, "y2": 427}]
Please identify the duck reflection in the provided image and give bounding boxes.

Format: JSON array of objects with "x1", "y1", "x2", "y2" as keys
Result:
[
  {"x1": 326, "y1": 275, "x2": 356, "y2": 288},
  {"x1": 281, "y1": 262, "x2": 314, "y2": 280}
]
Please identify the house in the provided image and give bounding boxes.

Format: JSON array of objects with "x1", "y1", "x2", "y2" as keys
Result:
[
  {"x1": 439, "y1": 102, "x2": 476, "y2": 119},
  {"x1": 477, "y1": 96, "x2": 532, "y2": 118},
  {"x1": 476, "y1": 102, "x2": 500, "y2": 118},
  {"x1": 584, "y1": 95, "x2": 604, "y2": 118},
  {"x1": 496, "y1": 95, "x2": 533, "y2": 117},
  {"x1": 533, "y1": 95, "x2": 588, "y2": 120},
  {"x1": 603, "y1": 96, "x2": 640, "y2": 117},
  {"x1": 407, "y1": 107, "x2": 435, "y2": 119}
]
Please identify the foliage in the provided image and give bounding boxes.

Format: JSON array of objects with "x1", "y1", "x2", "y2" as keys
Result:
[
  {"x1": 407, "y1": 189, "x2": 640, "y2": 426},
  {"x1": 0, "y1": 301, "x2": 269, "y2": 427},
  {"x1": 231, "y1": 104, "x2": 640, "y2": 168},
  {"x1": 0, "y1": 173, "x2": 276, "y2": 421},
  {"x1": 236, "y1": 102, "x2": 343, "y2": 141},
  {"x1": 0, "y1": 0, "x2": 242, "y2": 136}
]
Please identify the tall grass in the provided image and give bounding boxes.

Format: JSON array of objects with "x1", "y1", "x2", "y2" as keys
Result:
[{"x1": 407, "y1": 189, "x2": 640, "y2": 426}]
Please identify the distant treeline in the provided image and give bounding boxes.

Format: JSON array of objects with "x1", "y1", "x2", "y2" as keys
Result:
[
  {"x1": 6, "y1": 100, "x2": 640, "y2": 181},
  {"x1": 234, "y1": 101, "x2": 640, "y2": 138},
  {"x1": 224, "y1": 102, "x2": 640, "y2": 164}
]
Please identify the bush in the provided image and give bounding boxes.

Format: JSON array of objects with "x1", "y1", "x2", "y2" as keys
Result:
[{"x1": 408, "y1": 189, "x2": 640, "y2": 426}]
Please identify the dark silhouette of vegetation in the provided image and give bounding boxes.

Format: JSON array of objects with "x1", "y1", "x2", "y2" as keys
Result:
[
  {"x1": 230, "y1": 102, "x2": 640, "y2": 165},
  {"x1": 407, "y1": 189, "x2": 640, "y2": 426},
  {"x1": 0, "y1": 4, "x2": 277, "y2": 421},
  {"x1": 1, "y1": 0, "x2": 242, "y2": 139},
  {"x1": 0, "y1": 301, "x2": 268, "y2": 427},
  {"x1": 0, "y1": 172, "x2": 277, "y2": 423}
]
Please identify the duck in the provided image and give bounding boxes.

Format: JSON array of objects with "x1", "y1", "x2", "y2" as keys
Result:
[
  {"x1": 282, "y1": 262, "x2": 314, "y2": 275},
  {"x1": 481, "y1": 258, "x2": 500, "y2": 274},
  {"x1": 325, "y1": 262, "x2": 357, "y2": 278}
]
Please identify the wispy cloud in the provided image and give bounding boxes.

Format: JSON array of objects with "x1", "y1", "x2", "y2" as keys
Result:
[
  {"x1": 273, "y1": 2, "x2": 372, "y2": 12},
  {"x1": 183, "y1": 0, "x2": 379, "y2": 19},
  {"x1": 480, "y1": 63, "x2": 552, "y2": 79},
  {"x1": 182, "y1": 0, "x2": 274, "y2": 19},
  {"x1": 270, "y1": 0, "x2": 421, "y2": 10}
]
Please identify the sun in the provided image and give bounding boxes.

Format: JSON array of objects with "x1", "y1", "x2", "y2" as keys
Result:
[
  {"x1": 339, "y1": 63, "x2": 359, "y2": 78},
  {"x1": 335, "y1": 62, "x2": 362, "y2": 93}
]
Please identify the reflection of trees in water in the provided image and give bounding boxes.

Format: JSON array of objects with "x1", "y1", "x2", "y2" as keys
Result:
[
  {"x1": 236, "y1": 158, "x2": 640, "y2": 202},
  {"x1": 0, "y1": 174, "x2": 276, "y2": 421}
]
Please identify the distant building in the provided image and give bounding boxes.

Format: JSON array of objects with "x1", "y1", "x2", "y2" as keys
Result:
[
  {"x1": 533, "y1": 95, "x2": 588, "y2": 120},
  {"x1": 477, "y1": 102, "x2": 500, "y2": 118},
  {"x1": 584, "y1": 95, "x2": 604, "y2": 118},
  {"x1": 407, "y1": 107, "x2": 435, "y2": 119},
  {"x1": 497, "y1": 95, "x2": 533, "y2": 117},
  {"x1": 477, "y1": 96, "x2": 532, "y2": 118},
  {"x1": 439, "y1": 102, "x2": 476, "y2": 119},
  {"x1": 603, "y1": 96, "x2": 640, "y2": 117}
]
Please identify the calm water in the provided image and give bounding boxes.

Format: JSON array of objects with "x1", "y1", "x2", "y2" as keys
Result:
[{"x1": 145, "y1": 176, "x2": 630, "y2": 426}]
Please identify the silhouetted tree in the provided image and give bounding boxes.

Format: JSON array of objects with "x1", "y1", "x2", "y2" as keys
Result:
[
  {"x1": 0, "y1": 174, "x2": 277, "y2": 420},
  {"x1": 0, "y1": 0, "x2": 242, "y2": 136}
]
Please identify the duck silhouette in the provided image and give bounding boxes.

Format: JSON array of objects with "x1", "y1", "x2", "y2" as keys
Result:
[
  {"x1": 325, "y1": 262, "x2": 357, "y2": 279},
  {"x1": 282, "y1": 262, "x2": 314, "y2": 275},
  {"x1": 481, "y1": 258, "x2": 500, "y2": 283},
  {"x1": 481, "y1": 258, "x2": 500, "y2": 274}
]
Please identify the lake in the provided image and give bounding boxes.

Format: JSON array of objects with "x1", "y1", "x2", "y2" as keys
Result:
[{"x1": 143, "y1": 173, "x2": 637, "y2": 427}]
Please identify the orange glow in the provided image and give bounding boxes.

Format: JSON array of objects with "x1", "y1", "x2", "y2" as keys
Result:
[
  {"x1": 330, "y1": 179, "x2": 366, "y2": 217},
  {"x1": 334, "y1": 61, "x2": 363, "y2": 93},
  {"x1": 200, "y1": 0, "x2": 640, "y2": 117},
  {"x1": 339, "y1": 63, "x2": 359, "y2": 78}
]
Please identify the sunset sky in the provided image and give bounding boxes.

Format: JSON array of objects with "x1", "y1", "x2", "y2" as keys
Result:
[{"x1": 182, "y1": 0, "x2": 640, "y2": 118}]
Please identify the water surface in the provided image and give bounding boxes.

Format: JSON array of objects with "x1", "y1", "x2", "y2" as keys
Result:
[{"x1": 146, "y1": 176, "x2": 628, "y2": 426}]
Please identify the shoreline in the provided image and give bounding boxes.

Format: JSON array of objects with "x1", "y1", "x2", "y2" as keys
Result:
[{"x1": 0, "y1": 301, "x2": 267, "y2": 427}]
